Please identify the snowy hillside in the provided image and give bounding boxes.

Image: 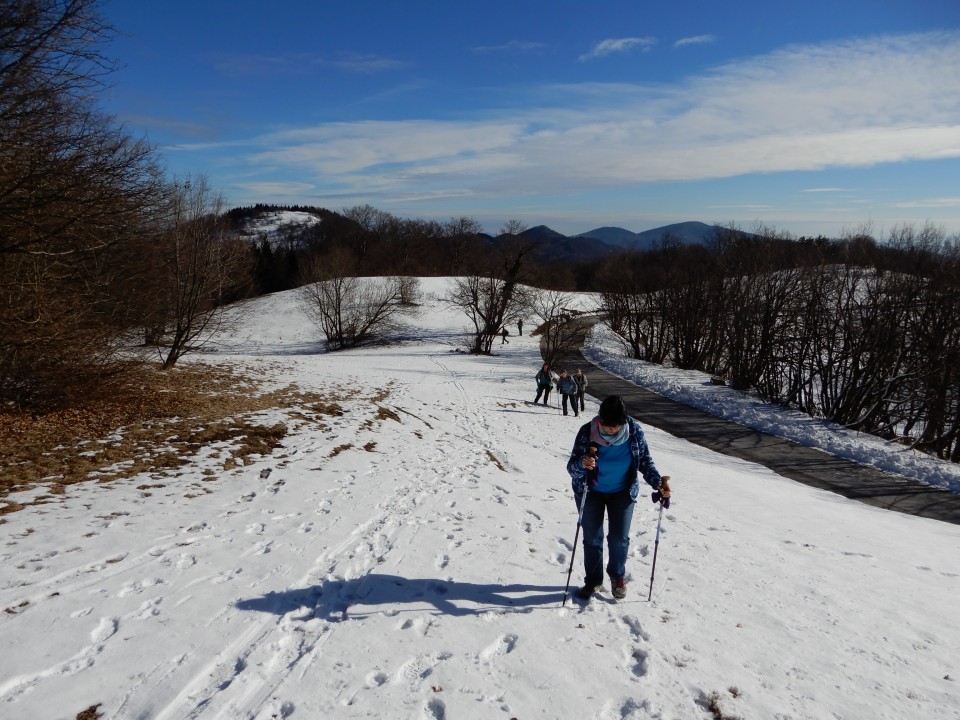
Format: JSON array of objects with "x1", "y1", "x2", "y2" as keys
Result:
[
  {"x1": 1, "y1": 278, "x2": 958, "y2": 720},
  {"x1": 236, "y1": 210, "x2": 322, "y2": 246}
]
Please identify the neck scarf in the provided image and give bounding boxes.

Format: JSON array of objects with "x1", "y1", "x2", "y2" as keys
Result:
[{"x1": 589, "y1": 417, "x2": 629, "y2": 447}]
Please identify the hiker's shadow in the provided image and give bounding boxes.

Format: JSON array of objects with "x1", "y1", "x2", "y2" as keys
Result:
[{"x1": 235, "y1": 574, "x2": 565, "y2": 621}]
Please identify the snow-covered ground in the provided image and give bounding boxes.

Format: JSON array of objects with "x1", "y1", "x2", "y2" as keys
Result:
[
  {"x1": 236, "y1": 210, "x2": 322, "y2": 245},
  {"x1": 1, "y1": 278, "x2": 958, "y2": 720}
]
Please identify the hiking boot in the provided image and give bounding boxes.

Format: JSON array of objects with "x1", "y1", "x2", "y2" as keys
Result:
[
  {"x1": 575, "y1": 583, "x2": 603, "y2": 600},
  {"x1": 610, "y1": 576, "x2": 627, "y2": 599}
]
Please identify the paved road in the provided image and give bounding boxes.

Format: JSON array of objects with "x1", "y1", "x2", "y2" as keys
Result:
[{"x1": 552, "y1": 336, "x2": 960, "y2": 526}]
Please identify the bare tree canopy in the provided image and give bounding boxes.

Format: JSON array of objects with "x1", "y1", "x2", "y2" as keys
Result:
[
  {"x1": 531, "y1": 288, "x2": 586, "y2": 366},
  {"x1": 300, "y1": 250, "x2": 420, "y2": 351},
  {"x1": 444, "y1": 228, "x2": 538, "y2": 355},
  {"x1": 0, "y1": 0, "x2": 165, "y2": 407},
  {"x1": 149, "y1": 176, "x2": 251, "y2": 369}
]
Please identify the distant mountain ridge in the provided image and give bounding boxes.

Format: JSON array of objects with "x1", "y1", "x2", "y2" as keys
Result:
[
  {"x1": 511, "y1": 221, "x2": 720, "y2": 261},
  {"x1": 575, "y1": 221, "x2": 718, "y2": 250}
]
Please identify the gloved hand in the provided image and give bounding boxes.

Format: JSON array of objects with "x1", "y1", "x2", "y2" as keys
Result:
[
  {"x1": 583, "y1": 445, "x2": 599, "y2": 487},
  {"x1": 651, "y1": 476, "x2": 671, "y2": 508}
]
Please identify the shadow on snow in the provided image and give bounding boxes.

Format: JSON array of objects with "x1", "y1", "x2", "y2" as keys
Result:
[{"x1": 235, "y1": 573, "x2": 566, "y2": 621}]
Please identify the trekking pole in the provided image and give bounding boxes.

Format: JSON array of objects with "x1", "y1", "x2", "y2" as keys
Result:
[
  {"x1": 561, "y1": 486, "x2": 587, "y2": 606},
  {"x1": 562, "y1": 445, "x2": 598, "y2": 606},
  {"x1": 647, "y1": 475, "x2": 670, "y2": 601}
]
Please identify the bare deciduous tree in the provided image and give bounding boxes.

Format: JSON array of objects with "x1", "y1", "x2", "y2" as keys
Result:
[
  {"x1": 300, "y1": 250, "x2": 419, "y2": 350},
  {"x1": 150, "y1": 176, "x2": 250, "y2": 369},
  {"x1": 444, "y1": 222, "x2": 536, "y2": 355},
  {"x1": 531, "y1": 288, "x2": 585, "y2": 366}
]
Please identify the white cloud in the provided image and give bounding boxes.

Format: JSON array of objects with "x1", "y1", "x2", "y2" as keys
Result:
[
  {"x1": 579, "y1": 37, "x2": 657, "y2": 61},
  {"x1": 893, "y1": 197, "x2": 960, "y2": 208},
  {"x1": 674, "y1": 34, "x2": 716, "y2": 48}
]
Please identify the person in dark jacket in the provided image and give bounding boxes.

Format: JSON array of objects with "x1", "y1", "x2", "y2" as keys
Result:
[
  {"x1": 573, "y1": 369, "x2": 588, "y2": 412},
  {"x1": 566, "y1": 395, "x2": 670, "y2": 600},
  {"x1": 534, "y1": 362, "x2": 555, "y2": 405},
  {"x1": 556, "y1": 370, "x2": 579, "y2": 417},
  {"x1": 517, "y1": 318, "x2": 523, "y2": 336}
]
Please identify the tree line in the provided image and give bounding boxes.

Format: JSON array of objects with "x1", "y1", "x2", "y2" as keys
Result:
[{"x1": 599, "y1": 224, "x2": 960, "y2": 462}]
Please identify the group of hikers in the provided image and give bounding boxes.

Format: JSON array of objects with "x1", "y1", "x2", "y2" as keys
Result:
[
  {"x1": 531, "y1": 362, "x2": 672, "y2": 602},
  {"x1": 534, "y1": 362, "x2": 587, "y2": 417}
]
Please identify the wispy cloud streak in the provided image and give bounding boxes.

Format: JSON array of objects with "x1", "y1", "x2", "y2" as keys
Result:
[
  {"x1": 674, "y1": 34, "x2": 716, "y2": 47},
  {"x1": 579, "y1": 37, "x2": 657, "y2": 61},
  {"x1": 472, "y1": 40, "x2": 546, "y2": 53}
]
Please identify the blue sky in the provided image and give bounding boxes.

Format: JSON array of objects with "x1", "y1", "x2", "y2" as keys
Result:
[{"x1": 102, "y1": 0, "x2": 960, "y2": 237}]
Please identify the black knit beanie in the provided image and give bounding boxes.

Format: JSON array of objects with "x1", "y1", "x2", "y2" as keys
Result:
[{"x1": 598, "y1": 395, "x2": 627, "y2": 425}]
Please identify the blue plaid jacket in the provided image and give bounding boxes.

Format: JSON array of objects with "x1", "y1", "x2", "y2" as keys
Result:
[{"x1": 566, "y1": 416, "x2": 662, "y2": 501}]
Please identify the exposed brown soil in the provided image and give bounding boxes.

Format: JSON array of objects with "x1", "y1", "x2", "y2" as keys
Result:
[{"x1": 0, "y1": 363, "x2": 351, "y2": 517}]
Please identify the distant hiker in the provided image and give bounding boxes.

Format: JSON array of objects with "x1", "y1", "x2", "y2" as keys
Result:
[
  {"x1": 574, "y1": 369, "x2": 588, "y2": 413},
  {"x1": 517, "y1": 318, "x2": 523, "y2": 336},
  {"x1": 566, "y1": 395, "x2": 670, "y2": 601},
  {"x1": 557, "y1": 370, "x2": 579, "y2": 417},
  {"x1": 501, "y1": 327, "x2": 510, "y2": 344},
  {"x1": 534, "y1": 362, "x2": 556, "y2": 405}
]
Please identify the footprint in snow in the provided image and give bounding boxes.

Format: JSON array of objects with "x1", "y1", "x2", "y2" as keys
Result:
[
  {"x1": 629, "y1": 647, "x2": 650, "y2": 678},
  {"x1": 117, "y1": 578, "x2": 164, "y2": 597},
  {"x1": 90, "y1": 617, "x2": 119, "y2": 643},
  {"x1": 398, "y1": 617, "x2": 434, "y2": 635},
  {"x1": 480, "y1": 633, "x2": 518, "y2": 660},
  {"x1": 424, "y1": 697, "x2": 446, "y2": 720},
  {"x1": 367, "y1": 671, "x2": 389, "y2": 687},
  {"x1": 623, "y1": 615, "x2": 650, "y2": 642},
  {"x1": 396, "y1": 651, "x2": 452, "y2": 683}
]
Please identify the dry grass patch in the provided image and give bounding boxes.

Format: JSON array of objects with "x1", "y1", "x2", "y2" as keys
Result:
[{"x1": 0, "y1": 363, "x2": 351, "y2": 516}]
